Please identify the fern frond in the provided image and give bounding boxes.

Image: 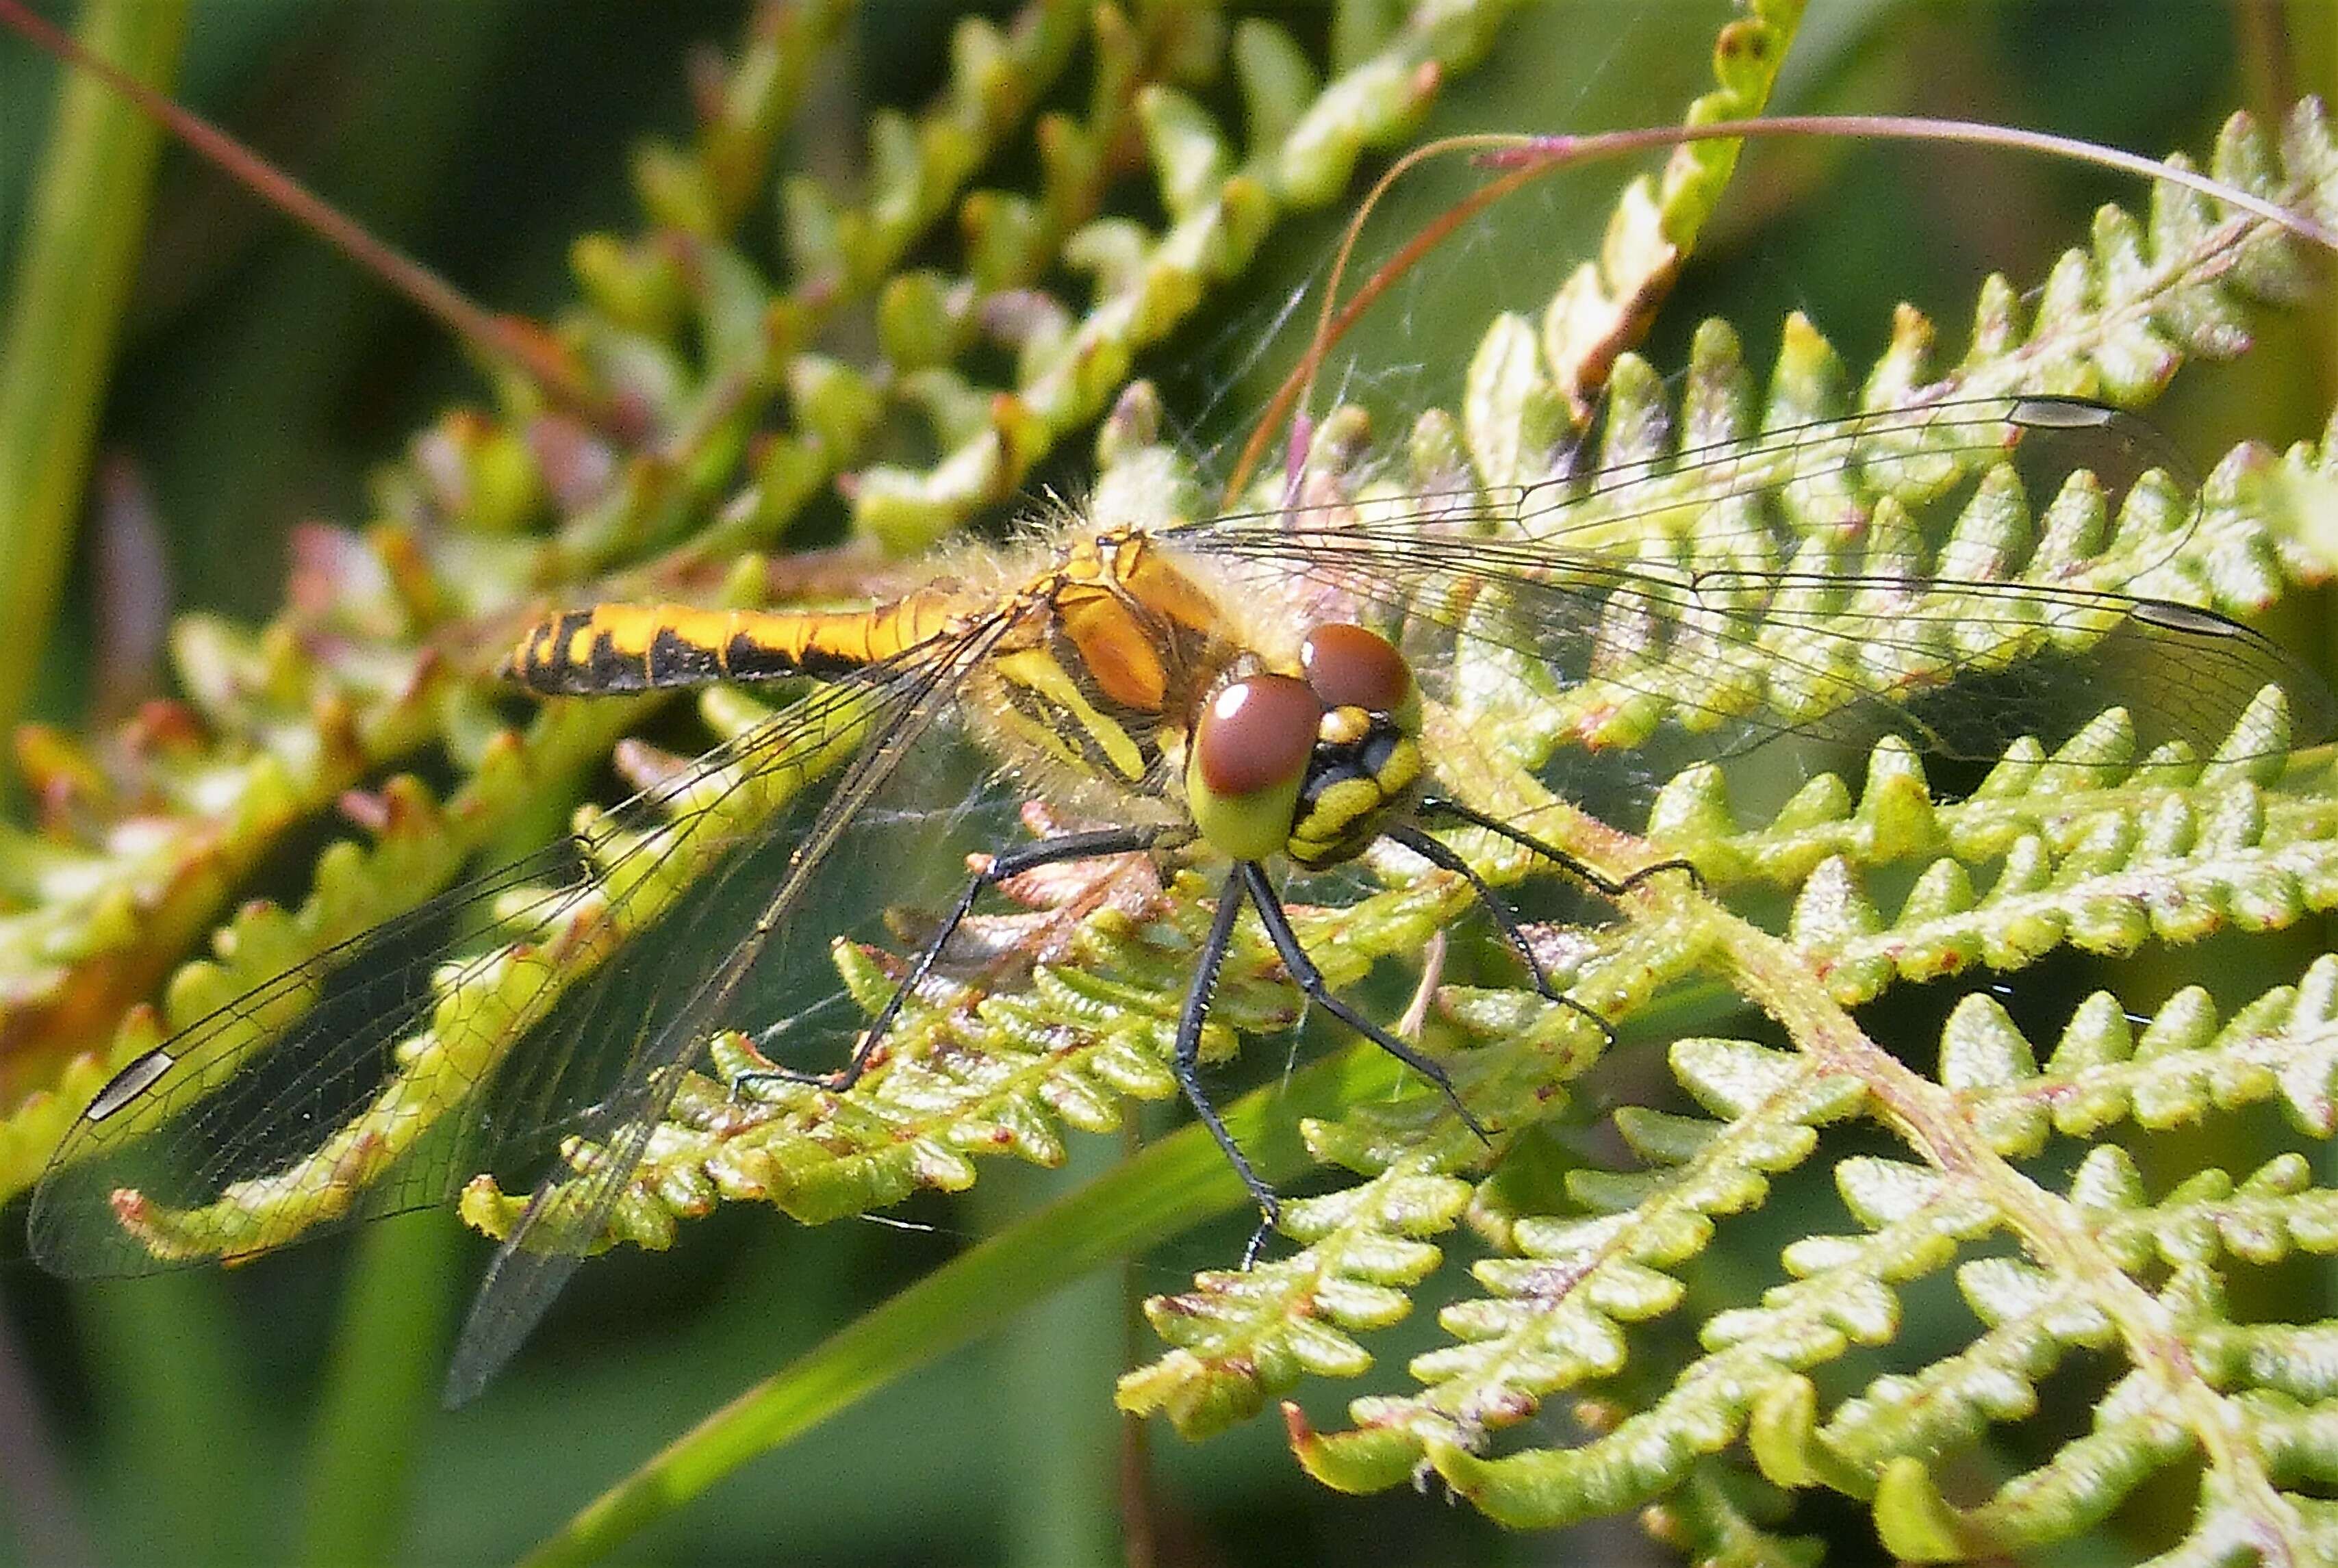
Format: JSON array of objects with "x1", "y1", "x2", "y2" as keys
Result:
[
  {"x1": 1260, "y1": 961, "x2": 2338, "y2": 1556},
  {"x1": 1654, "y1": 1462, "x2": 1825, "y2": 1568},
  {"x1": 463, "y1": 85, "x2": 2338, "y2": 1474},
  {"x1": 1115, "y1": 1161, "x2": 1471, "y2": 1435},
  {"x1": 1096, "y1": 97, "x2": 2338, "y2": 1554},
  {"x1": 845, "y1": 0, "x2": 1523, "y2": 552},
  {"x1": 457, "y1": 851, "x2": 1496, "y2": 1244}
]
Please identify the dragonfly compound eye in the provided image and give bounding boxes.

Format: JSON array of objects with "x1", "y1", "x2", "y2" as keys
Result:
[
  {"x1": 1187, "y1": 673, "x2": 1323, "y2": 861},
  {"x1": 1300, "y1": 622, "x2": 1415, "y2": 721}
]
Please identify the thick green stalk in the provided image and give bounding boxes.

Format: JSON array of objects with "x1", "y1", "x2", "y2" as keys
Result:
[
  {"x1": 75, "y1": 1272, "x2": 268, "y2": 1567},
  {"x1": 294, "y1": 1211, "x2": 464, "y2": 1568},
  {"x1": 0, "y1": 0, "x2": 187, "y2": 736}
]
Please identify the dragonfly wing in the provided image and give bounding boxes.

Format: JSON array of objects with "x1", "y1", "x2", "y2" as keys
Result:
[
  {"x1": 437, "y1": 616, "x2": 1006, "y2": 1404},
  {"x1": 27, "y1": 829, "x2": 620, "y2": 1277},
  {"x1": 1185, "y1": 398, "x2": 2333, "y2": 793},
  {"x1": 1683, "y1": 570, "x2": 2333, "y2": 760},
  {"x1": 27, "y1": 617, "x2": 1003, "y2": 1289}
]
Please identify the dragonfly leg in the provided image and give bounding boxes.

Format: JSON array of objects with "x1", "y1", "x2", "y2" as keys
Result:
[
  {"x1": 1175, "y1": 863, "x2": 1284, "y2": 1255},
  {"x1": 1414, "y1": 796, "x2": 1702, "y2": 896},
  {"x1": 1238, "y1": 862, "x2": 1492, "y2": 1147},
  {"x1": 735, "y1": 823, "x2": 1167, "y2": 1098},
  {"x1": 1382, "y1": 821, "x2": 1615, "y2": 1044}
]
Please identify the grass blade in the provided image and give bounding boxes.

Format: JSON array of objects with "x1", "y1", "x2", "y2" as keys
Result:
[{"x1": 0, "y1": 0, "x2": 187, "y2": 736}]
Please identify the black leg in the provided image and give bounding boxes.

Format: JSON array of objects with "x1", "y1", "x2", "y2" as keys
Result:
[
  {"x1": 1386, "y1": 821, "x2": 1555, "y2": 994},
  {"x1": 1383, "y1": 821, "x2": 1616, "y2": 1044},
  {"x1": 737, "y1": 824, "x2": 1167, "y2": 1097},
  {"x1": 1415, "y1": 796, "x2": 1702, "y2": 896},
  {"x1": 1238, "y1": 862, "x2": 1491, "y2": 1146},
  {"x1": 1171, "y1": 863, "x2": 1285, "y2": 1262}
]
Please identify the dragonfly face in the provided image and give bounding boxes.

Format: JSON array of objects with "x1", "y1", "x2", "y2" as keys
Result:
[
  {"x1": 31, "y1": 394, "x2": 2335, "y2": 1404},
  {"x1": 1184, "y1": 625, "x2": 1426, "y2": 868}
]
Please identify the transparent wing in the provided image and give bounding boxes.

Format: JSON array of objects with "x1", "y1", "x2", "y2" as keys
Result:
[
  {"x1": 26, "y1": 612, "x2": 1009, "y2": 1298},
  {"x1": 1180, "y1": 396, "x2": 2335, "y2": 797},
  {"x1": 437, "y1": 616, "x2": 1006, "y2": 1402}
]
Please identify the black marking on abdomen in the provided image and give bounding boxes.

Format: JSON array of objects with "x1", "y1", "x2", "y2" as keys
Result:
[
  {"x1": 648, "y1": 627, "x2": 726, "y2": 686},
  {"x1": 724, "y1": 631, "x2": 864, "y2": 682}
]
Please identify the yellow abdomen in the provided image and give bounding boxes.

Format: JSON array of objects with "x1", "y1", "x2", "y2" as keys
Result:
[{"x1": 506, "y1": 591, "x2": 963, "y2": 695}]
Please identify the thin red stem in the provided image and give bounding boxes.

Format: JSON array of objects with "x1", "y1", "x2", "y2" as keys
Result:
[
  {"x1": 0, "y1": 0, "x2": 618, "y2": 431},
  {"x1": 1487, "y1": 113, "x2": 2338, "y2": 252}
]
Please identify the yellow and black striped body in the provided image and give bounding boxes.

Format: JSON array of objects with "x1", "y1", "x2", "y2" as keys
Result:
[{"x1": 507, "y1": 589, "x2": 965, "y2": 695}]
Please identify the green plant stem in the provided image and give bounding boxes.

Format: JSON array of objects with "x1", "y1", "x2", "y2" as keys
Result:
[
  {"x1": 0, "y1": 0, "x2": 186, "y2": 741},
  {"x1": 518, "y1": 1043, "x2": 1409, "y2": 1568},
  {"x1": 979, "y1": 1133, "x2": 1130, "y2": 1568},
  {"x1": 294, "y1": 1211, "x2": 464, "y2": 1568},
  {"x1": 0, "y1": 0, "x2": 610, "y2": 429},
  {"x1": 77, "y1": 1272, "x2": 268, "y2": 1568}
]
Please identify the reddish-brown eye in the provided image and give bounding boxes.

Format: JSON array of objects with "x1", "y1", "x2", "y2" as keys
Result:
[
  {"x1": 1301, "y1": 623, "x2": 1410, "y2": 713},
  {"x1": 1193, "y1": 673, "x2": 1321, "y2": 799}
]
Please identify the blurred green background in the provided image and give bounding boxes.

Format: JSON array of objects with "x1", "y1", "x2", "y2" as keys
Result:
[{"x1": 1, "y1": 3, "x2": 2333, "y2": 1565}]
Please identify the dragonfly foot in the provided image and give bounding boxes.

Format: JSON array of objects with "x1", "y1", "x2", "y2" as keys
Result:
[
  {"x1": 1557, "y1": 990, "x2": 1618, "y2": 1045},
  {"x1": 727, "y1": 1064, "x2": 853, "y2": 1104},
  {"x1": 1614, "y1": 856, "x2": 1704, "y2": 895},
  {"x1": 1241, "y1": 1196, "x2": 1284, "y2": 1269}
]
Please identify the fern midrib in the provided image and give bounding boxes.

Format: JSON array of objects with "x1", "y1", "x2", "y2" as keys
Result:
[{"x1": 1712, "y1": 895, "x2": 2311, "y2": 1558}]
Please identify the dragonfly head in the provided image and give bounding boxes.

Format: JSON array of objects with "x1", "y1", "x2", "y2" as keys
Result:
[{"x1": 1185, "y1": 623, "x2": 1423, "y2": 869}]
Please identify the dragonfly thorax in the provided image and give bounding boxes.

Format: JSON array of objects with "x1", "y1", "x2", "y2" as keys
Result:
[{"x1": 1185, "y1": 622, "x2": 1424, "y2": 869}]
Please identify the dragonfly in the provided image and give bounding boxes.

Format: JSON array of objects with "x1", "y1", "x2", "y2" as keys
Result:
[{"x1": 27, "y1": 391, "x2": 2334, "y2": 1405}]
